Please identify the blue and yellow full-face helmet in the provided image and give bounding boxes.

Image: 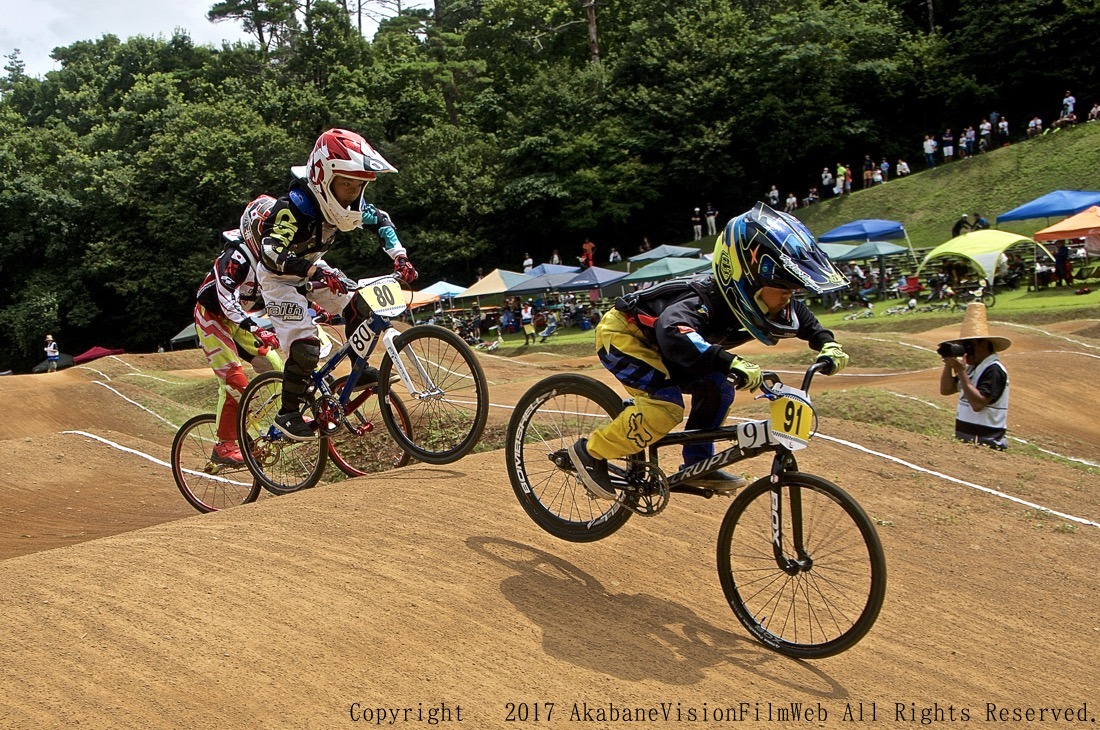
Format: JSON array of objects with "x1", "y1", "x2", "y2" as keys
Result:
[{"x1": 712, "y1": 202, "x2": 848, "y2": 344}]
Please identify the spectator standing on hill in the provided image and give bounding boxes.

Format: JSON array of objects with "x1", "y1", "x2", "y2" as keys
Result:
[
  {"x1": 990, "y1": 110, "x2": 1001, "y2": 130},
  {"x1": 580, "y1": 239, "x2": 596, "y2": 268},
  {"x1": 1062, "y1": 90, "x2": 1076, "y2": 118},
  {"x1": 979, "y1": 118, "x2": 993, "y2": 150},
  {"x1": 862, "y1": 154, "x2": 875, "y2": 189},
  {"x1": 951, "y1": 214, "x2": 971, "y2": 238},
  {"x1": 522, "y1": 253, "x2": 534, "y2": 273},
  {"x1": 879, "y1": 158, "x2": 890, "y2": 182},
  {"x1": 44, "y1": 335, "x2": 60, "y2": 373},
  {"x1": 964, "y1": 126, "x2": 976, "y2": 157},
  {"x1": 922, "y1": 135, "x2": 937, "y2": 168},
  {"x1": 639, "y1": 235, "x2": 651, "y2": 254},
  {"x1": 821, "y1": 167, "x2": 834, "y2": 195},
  {"x1": 549, "y1": 249, "x2": 562, "y2": 265},
  {"x1": 896, "y1": 158, "x2": 911, "y2": 177},
  {"x1": 691, "y1": 209, "x2": 703, "y2": 241},
  {"x1": 997, "y1": 117, "x2": 1009, "y2": 145},
  {"x1": 767, "y1": 185, "x2": 780, "y2": 207},
  {"x1": 941, "y1": 129, "x2": 955, "y2": 163},
  {"x1": 844, "y1": 164, "x2": 853, "y2": 193},
  {"x1": 938, "y1": 303, "x2": 1011, "y2": 451},
  {"x1": 705, "y1": 203, "x2": 719, "y2": 236},
  {"x1": 835, "y1": 163, "x2": 847, "y2": 195}
]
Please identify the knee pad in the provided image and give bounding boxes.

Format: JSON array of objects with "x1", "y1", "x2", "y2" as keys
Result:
[
  {"x1": 343, "y1": 294, "x2": 372, "y2": 338},
  {"x1": 225, "y1": 363, "x2": 249, "y2": 394},
  {"x1": 285, "y1": 339, "x2": 320, "y2": 380}
]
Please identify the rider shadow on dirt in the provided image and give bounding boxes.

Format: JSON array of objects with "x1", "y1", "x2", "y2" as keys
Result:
[{"x1": 466, "y1": 536, "x2": 844, "y2": 696}]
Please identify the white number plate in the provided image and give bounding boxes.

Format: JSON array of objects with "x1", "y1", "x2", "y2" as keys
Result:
[
  {"x1": 736, "y1": 419, "x2": 771, "y2": 449},
  {"x1": 348, "y1": 319, "x2": 374, "y2": 357}
]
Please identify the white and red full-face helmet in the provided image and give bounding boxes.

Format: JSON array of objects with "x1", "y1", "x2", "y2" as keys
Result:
[
  {"x1": 298, "y1": 129, "x2": 397, "y2": 232},
  {"x1": 239, "y1": 194, "x2": 278, "y2": 259}
]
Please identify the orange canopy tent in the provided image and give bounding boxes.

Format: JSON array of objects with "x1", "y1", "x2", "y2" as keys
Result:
[{"x1": 1032, "y1": 205, "x2": 1100, "y2": 241}]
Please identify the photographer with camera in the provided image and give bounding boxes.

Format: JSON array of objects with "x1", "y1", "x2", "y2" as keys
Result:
[{"x1": 938, "y1": 303, "x2": 1011, "y2": 450}]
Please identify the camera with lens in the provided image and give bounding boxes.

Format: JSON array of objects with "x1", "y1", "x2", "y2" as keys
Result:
[{"x1": 937, "y1": 341, "x2": 966, "y2": 358}]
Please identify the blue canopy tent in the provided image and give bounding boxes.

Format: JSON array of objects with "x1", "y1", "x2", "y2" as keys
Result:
[
  {"x1": 996, "y1": 190, "x2": 1100, "y2": 223},
  {"x1": 818, "y1": 219, "x2": 916, "y2": 264},
  {"x1": 506, "y1": 272, "x2": 580, "y2": 294},
  {"x1": 559, "y1": 266, "x2": 628, "y2": 292},
  {"x1": 527, "y1": 263, "x2": 581, "y2": 276},
  {"x1": 420, "y1": 281, "x2": 466, "y2": 298}
]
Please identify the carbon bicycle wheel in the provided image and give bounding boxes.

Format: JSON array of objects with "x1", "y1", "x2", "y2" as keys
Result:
[
  {"x1": 716, "y1": 472, "x2": 886, "y2": 658},
  {"x1": 327, "y1": 375, "x2": 412, "y2": 476},
  {"x1": 171, "y1": 413, "x2": 260, "y2": 513},
  {"x1": 377, "y1": 324, "x2": 488, "y2": 465},
  {"x1": 237, "y1": 370, "x2": 328, "y2": 495},
  {"x1": 505, "y1": 374, "x2": 633, "y2": 542}
]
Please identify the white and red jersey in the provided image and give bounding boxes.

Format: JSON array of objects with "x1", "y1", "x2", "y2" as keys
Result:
[{"x1": 195, "y1": 231, "x2": 266, "y2": 329}]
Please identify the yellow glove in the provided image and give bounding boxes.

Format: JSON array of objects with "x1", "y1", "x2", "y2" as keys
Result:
[
  {"x1": 728, "y1": 356, "x2": 763, "y2": 390},
  {"x1": 817, "y1": 342, "x2": 849, "y2": 374}
]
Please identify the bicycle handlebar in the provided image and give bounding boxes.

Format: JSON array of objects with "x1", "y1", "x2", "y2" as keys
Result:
[
  {"x1": 757, "y1": 360, "x2": 833, "y2": 397},
  {"x1": 304, "y1": 273, "x2": 402, "y2": 294}
]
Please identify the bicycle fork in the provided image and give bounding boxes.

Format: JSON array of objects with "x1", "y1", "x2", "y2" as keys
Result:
[
  {"x1": 770, "y1": 456, "x2": 813, "y2": 575},
  {"x1": 380, "y1": 329, "x2": 443, "y2": 400}
]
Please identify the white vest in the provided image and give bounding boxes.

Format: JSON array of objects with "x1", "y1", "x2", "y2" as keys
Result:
[{"x1": 957, "y1": 354, "x2": 1009, "y2": 432}]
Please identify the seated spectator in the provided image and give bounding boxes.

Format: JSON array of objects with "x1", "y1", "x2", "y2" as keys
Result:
[
  {"x1": 802, "y1": 187, "x2": 820, "y2": 206},
  {"x1": 871, "y1": 168, "x2": 883, "y2": 185},
  {"x1": 1027, "y1": 116, "x2": 1043, "y2": 139},
  {"x1": 784, "y1": 192, "x2": 798, "y2": 212},
  {"x1": 1053, "y1": 112, "x2": 1077, "y2": 129},
  {"x1": 896, "y1": 158, "x2": 911, "y2": 176},
  {"x1": 1088, "y1": 103, "x2": 1100, "y2": 122}
]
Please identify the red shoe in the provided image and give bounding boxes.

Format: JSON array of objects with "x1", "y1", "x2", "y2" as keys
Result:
[{"x1": 211, "y1": 441, "x2": 245, "y2": 466}]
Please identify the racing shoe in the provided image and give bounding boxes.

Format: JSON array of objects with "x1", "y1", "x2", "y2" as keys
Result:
[
  {"x1": 274, "y1": 410, "x2": 319, "y2": 441},
  {"x1": 211, "y1": 441, "x2": 245, "y2": 466},
  {"x1": 568, "y1": 438, "x2": 617, "y2": 500},
  {"x1": 680, "y1": 466, "x2": 748, "y2": 495}
]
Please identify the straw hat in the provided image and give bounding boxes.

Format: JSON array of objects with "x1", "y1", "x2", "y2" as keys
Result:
[{"x1": 944, "y1": 302, "x2": 1011, "y2": 352}]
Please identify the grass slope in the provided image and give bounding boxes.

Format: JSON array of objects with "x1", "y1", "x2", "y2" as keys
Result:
[{"x1": 795, "y1": 122, "x2": 1100, "y2": 250}]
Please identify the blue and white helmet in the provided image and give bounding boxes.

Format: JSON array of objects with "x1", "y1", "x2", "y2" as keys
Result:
[{"x1": 712, "y1": 202, "x2": 848, "y2": 344}]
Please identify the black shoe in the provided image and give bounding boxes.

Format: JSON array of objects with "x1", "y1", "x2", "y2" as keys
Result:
[
  {"x1": 679, "y1": 466, "x2": 748, "y2": 495},
  {"x1": 274, "y1": 410, "x2": 318, "y2": 441},
  {"x1": 359, "y1": 366, "x2": 381, "y2": 387},
  {"x1": 568, "y1": 438, "x2": 617, "y2": 500}
]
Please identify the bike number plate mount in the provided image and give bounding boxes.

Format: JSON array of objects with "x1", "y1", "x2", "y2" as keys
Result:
[
  {"x1": 356, "y1": 276, "x2": 407, "y2": 318},
  {"x1": 769, "y1": 386, "x2": 815, "y2": 451}
]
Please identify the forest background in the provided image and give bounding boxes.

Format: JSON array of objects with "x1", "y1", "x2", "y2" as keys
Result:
[{"x1": 1, "y1": 0, "x2": 1097, "y2": 371}]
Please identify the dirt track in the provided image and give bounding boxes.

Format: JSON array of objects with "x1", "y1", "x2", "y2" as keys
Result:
[{"x1": 1, "y1": 321, "x2": 1099, "y2": 729}]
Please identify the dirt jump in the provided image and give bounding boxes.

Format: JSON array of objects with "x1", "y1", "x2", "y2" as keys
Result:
[{"x1": 1, "y1": 318, "x2": 1098, "y2": 729}]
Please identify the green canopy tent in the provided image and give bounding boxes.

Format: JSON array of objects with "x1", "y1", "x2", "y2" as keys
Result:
[
  {"x1": 170, "y1": 324, "x2": 199, "y2": 350},
  {"x1": 917, "y1": 229, "x2": 1054, "y2": 290},
  {"x1": 621, "y1": 257, "x2": 711, "y2": 284},
  {"x1": 830, "y1": 241, "x2": 911, "y2": 296}
]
